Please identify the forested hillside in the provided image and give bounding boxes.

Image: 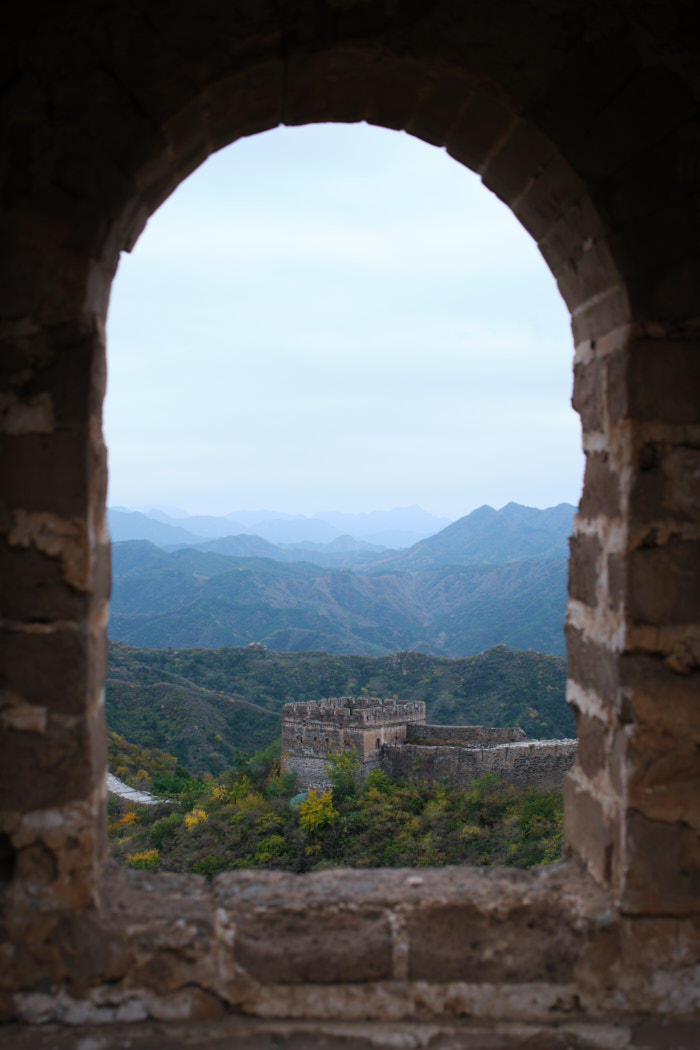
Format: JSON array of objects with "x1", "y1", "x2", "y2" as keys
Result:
[
  {"x1": 109, "y1": 747, "x2": 564, "y2": 877},
  {"x1": 110, "y1": 541, "x2": 567, "y2": 656},
  {"x1": 106, "y1": 642, "x2": 572, "y2": 775}
]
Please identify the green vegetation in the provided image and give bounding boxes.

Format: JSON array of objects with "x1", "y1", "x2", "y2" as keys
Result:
[
  {"x1": 106, "y1": 642, "x2": 572, "y2": 775},
  {"x1": 108, "y1": 732, "x2": 195, "y2": 797},
  {"x1": 108, "y1": 741, "x2": 563, "y2": 877}
]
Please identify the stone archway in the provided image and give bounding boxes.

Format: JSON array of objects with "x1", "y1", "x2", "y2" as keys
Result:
[{"x1": 1, "y1": 2, "x2": 698, "y2": 1039}]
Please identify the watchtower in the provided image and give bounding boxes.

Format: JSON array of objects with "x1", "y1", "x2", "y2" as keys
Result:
[{"x1": 281, "y1": 696, "x2": 426, "y2": 790}]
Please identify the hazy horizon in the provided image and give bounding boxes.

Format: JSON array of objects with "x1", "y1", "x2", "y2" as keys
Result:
[
  {"x1": 105, "y1": 122, "x2": 583, "y2": 520},
  {"x1": 111, "y1": 497, "x2": 577, "y2": 522}
]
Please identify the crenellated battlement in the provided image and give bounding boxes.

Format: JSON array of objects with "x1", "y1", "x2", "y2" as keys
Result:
[{"x1": 282, "y1": 696, "x2": 426, "y2": 728}]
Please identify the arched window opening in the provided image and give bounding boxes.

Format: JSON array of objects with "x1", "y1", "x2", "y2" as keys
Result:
[{"x1": 104, "y1": 123, "x2": 582, "y2": 876}]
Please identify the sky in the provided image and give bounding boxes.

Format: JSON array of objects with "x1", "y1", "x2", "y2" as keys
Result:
[{"x1": 104, "y1": 122, "x2": 583, "y2": 521}]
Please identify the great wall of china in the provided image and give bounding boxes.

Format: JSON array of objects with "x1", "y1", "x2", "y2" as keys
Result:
[{"x1": 281, "y1": 696, "x2": 578, "y2": 792}]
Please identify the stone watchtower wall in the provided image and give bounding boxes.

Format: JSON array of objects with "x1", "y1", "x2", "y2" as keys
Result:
[{"x1": 281, "y1": 696, "x2": 427, "y2": 791}]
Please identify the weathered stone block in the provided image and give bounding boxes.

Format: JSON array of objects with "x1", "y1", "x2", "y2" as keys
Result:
[
  {"x1": 572, "y1": 356, "x2": 604, "y2": 432},
  {"x1": 573, "y1": 711, "x2": 610, "y2": 782},
  {"x1": 568, "y1": 533, "x2": 601, "y2": 607},
  {"x1": 622, "y1": 810, "x2": 700, "y2": 915},
  {"x1": 0, "y1": 626, "x2": 91, "y2": 714},
  {"x1": 627, "y1": 340, "x2": 700, "y2": 424},
  {"x1": 0, "y1": 541, "x2": 85, "y2": 621},
  {"x1": 564, "y1": 775, "x2": 619, "y2": 889},
  {"x1": 619, "y1": 652, "x2": 700, "y2": 735},
  {"x1": 445, "y1": 91, "x2": 515, "y2": 174},
  {"x1": 578, "y1": 452, "x2": 621, "y2": 520},
  {"x1": 623, "y1": 727, "x2": 699, "y2": 826},
  {"x1": 405, "y1": 901, "x2": 579, "y2": 983},
  {"x1": 565, "y1": 626, "x2": 619, "y2": 707},
  {"x1": 628, "y1": 540, "x2": 700, "y2": 625},
  {"x1": 0, "y1": 722, "x2": 94, "y2": 811},
  {"x1": 630, "y1": 442, "x2": 700, "y2": 525},
  {"x1": 233, "y1": 908, "x2": 392, "y2": 984},
  {"x1": 1, "y1": 434, "x2": 91, "y2": 516}
]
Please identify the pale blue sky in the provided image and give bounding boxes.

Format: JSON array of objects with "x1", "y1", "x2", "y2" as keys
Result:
[{"x1": 105, "y1": 122, "x2": 583, "y2": 521}]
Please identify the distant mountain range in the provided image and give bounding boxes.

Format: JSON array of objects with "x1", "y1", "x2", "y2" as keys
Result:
[
  {"x1": 108, "y1": 505, "x2": 452, "y2": 551},
  {"x1": 108, "y1": 502, "x2": 575, "y2": 657},
  {"x1": 375, "y1": 502, "x2": 575, "y2": 570},
  {"x1": 108, "y1": 502, "x2": 575, "y2": 569}
]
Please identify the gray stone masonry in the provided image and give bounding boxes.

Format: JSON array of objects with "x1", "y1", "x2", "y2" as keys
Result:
[
  {"x1": 407, "y1": 724, "x2": 528, "y2": 746},
  {"x1": 281, "y1": 698, "x2": 576, "y2": 792},
  {"x1": 281, "y1": 697, "x2": 426, "y2": 791},
  {"x1": 383, "y1": 740, "x2": 579, "y2": 793}
]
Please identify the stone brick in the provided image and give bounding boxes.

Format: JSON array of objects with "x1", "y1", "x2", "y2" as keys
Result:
[
  {"x1": 578, "y1": 452, "x2": 621, "y2": 520},
  {"x1": 405, "y1": 901, "x2": 579, "y2": 983},
  {"x1": 572, "y1": 357, "x2": 604, "y2": 433},
  {"x1": 401, "y1": 67, "x2": 476, "y2": 149},
  {"x1": 624, "y1": 727, "x2": 699, "y2": 826},
  {"x1": 619, "y1": 652, "x2": 700, "y2": 737},
  {"x1": 606, "y1": 553, "x2": 625, "y2": 612},
  {"x1": 191, "y1": 61, "x2": 284, "y2": 161},
  {"x1": 0, "y1": 625, "x2": 91, "y2": 714},
  {"x1": 570, "y1": 284, "x2": 631, "y2": 346},
  {"x1": 565, "y1": 626, "x2": 619, "y2": 708},
  {"x1": 622, "y1": 810, "x2": 700, "y2": 916},
  {"x1": 573, "y1": 711, "x2": 610, "y2": 782},
  {"x1": 630, "y1": 443, "x2": 700, "y2": 525},
  {"x1": 605, "y1": 346, "x2": 630, "y2": 426},
  {"x1": 285, "y1": 48, "x2": 373, "y2": 127},
  {"x1": 0, "y1": 721, "x2": 94, "y2": 811},
  {"x1": 1, "y1": 434, "x2": 91, "y2": 517},
  {"x1": 512, "y1": 152, "x2": 587, "y2": 242},
  {"x1": 568, "y1": 533, "x2": 601, "y2": 607},
  {"x1": 446, "y1": 91, "x2": 515, "y2": 174},
  {"x1": 364, "y1": 57, "x2": 428, "y2": 133},
  {"x1": 564, "y1": 775, "x2": 619, "y2": 889},
  {"x1": 233, "y1": 908, "x2": 392, "y2": 983},
  {"x1": 0, "y1": 541, "x2": 86, "y2": 621},
  {"x1": 482, "y1": 119, "x2": 558, "y2": 205},
  {"x1": 628, "y1": 540, "x2": 700, "y2": 625},
  {"x1": 627, "y1": 341, "x2": 700, "y2": 424},
  {"x1": 0, "y1": 328, "x2": 105, "y2": 428}
]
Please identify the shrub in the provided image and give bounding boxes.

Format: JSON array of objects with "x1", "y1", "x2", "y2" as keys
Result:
[{"x1": 126, "y1": 849, "x2": 160, "y2": 871}]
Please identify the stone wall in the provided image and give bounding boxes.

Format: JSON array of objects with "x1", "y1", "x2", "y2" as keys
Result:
[
  {"x1": 407, "y1": 724, "x2": 528, "y2": 746},
  {"x1": 282, "y1": 699, "x2": 575, "y2": 793},
  {"x1": 382, "y1": 739, "x2": 579, "y2": 792},
  {"x1": 2, "y1": 0, "x2": 699, "y2": 1044}
]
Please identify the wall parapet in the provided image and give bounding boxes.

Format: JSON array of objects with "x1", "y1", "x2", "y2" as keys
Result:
[
  {"x1": 382, "y1": 739, "x2": 578, "y2": 792},
  {"x1": 282, "y1": 696, "x2": 427, "y2": 728},
  {"x1": 406, "y1": 723, "x2": 528, "y2": 746}
]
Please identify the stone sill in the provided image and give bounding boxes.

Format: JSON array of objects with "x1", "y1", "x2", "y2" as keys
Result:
[
  {"x1": 3, "y1": 1015, "x2": 700, "y2": 1050},
  {"x1": 6, "y1": 859, "x2": 699, "y2": 1031}
]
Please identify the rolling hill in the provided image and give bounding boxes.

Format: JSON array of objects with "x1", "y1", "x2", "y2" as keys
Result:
[
  {"x1": 110, "y1": 541, "x2": 568, "y2": 656},
  {"x1": 370, "y1": 502, "x2": 575, "y2": 571}
]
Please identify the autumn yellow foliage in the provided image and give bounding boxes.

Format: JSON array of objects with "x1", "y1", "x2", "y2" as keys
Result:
[
  {"x1": 184, "y1": 808, "x2": 208, "y2": 830},
  {"x1": 126, "y1": 849, "x2": 160, "y2": 871},
  {"x1": 299, "y1": 789, "x2": 337, "y2": 834}
]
